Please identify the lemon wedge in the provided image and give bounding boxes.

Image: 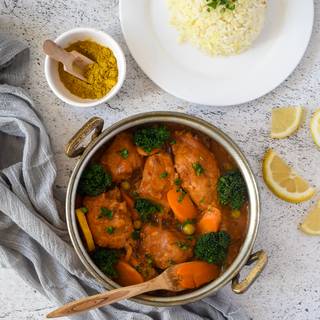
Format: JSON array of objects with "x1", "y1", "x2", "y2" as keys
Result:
[
  {"x1": 271, "y1": 106, "x2": 303, "y2": 139},
  {"x1": 263, "y1": 149, "x2": 315, "y2": 203},
  {"x1": 310, "y1": 109, "x2": 320, "y2": 148},
  {"x1": 300, "y1": 200, "x2": 320, "y2": 235}
]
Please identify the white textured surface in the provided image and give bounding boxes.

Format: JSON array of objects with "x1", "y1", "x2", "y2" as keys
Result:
[{"x1": 1, "y1": 0, "x2": 320, "y2": 319}]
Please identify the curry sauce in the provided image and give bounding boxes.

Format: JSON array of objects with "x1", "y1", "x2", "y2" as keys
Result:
[{"x1": 76, "y1": 124, "x2": 248, "y2": 292}]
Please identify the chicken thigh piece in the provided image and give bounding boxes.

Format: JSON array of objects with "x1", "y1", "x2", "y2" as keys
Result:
[
  {"x1": 172, "y1": 131, "x2": 220, "y2": 210},
  {"x1": 100, "y1": 132, "x2": 143, "y2": 182},
  {"x1": 139, "y1": 151, "x2": 176, "y2": 209},
  {"x1": 83, "y1": 188, "x2": 133, "y2": 248},
  {"x1": 140, "y1": 225, "x2": 193, "y2": 269}
]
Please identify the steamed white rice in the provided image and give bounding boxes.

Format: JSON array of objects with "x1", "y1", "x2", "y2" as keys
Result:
[{"x1": 166, "y1": 0, "x2": 267, "y2": 56}]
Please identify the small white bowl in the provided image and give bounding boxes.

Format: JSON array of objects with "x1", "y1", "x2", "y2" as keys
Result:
[{"x1": 44, "y1": 28, "x2": 126, "y2": 108}]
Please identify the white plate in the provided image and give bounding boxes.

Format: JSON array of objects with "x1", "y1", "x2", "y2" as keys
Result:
[{"x1": 119, "y1": 0, "x2": 314, "y2": 106}]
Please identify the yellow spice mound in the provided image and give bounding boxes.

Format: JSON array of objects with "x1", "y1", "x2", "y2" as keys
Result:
[{"x1": 58, "y1": 40, "x2": 118, "y2": 100}]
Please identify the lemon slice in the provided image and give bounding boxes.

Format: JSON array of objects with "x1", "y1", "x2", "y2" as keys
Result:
[
  {"x1": 263, "y1": 149, "x2": 315, "y2": 203},
  {"x1": 310, "y1": 109, "x2": 320, "y2": 148},
  {"x1": 300, "y1": 200, "x2": 320, "y2": 235},
  {"x1": 271, "y1": 106, "x2": 303, "y2": 139}
]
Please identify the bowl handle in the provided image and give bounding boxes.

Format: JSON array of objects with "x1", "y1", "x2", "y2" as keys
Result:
[
  {"x1": 65, "y1": 117, "x2": 104, "y2": 158},
  {"x1": 231, "y1": 250, "x2": 268, "y2": 294}
]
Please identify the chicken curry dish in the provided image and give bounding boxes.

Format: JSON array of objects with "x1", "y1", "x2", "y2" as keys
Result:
[{"x1": 75, "y1": 124, "x2": 248, "y2": 290}]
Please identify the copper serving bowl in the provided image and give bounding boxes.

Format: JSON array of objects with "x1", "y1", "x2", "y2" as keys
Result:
[{"x1": 65, "y1": 112, "x2": 267, "y2": 306}]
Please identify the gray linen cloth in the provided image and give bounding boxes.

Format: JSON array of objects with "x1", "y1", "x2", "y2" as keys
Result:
[{"x1": 0, "y1": 35, "x2": 249, "y2": 320}]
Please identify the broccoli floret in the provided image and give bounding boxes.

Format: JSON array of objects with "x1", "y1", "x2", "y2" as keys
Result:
[
  {"x1": 217, "y1": 171, "x2": 247, "y2": 210},
  {"x1": 91, "y1": 248, "x2": 120, "y2": 278},
  {"x1": 133, "y1": 126, "x2": 170, "y2": 153},
  {"x1": 134, "y1": 198, "x2": 162, "y2": 222},
  {"x1": 78, "y1": 164, "x2": 112, "y2": 196},
  {"x1": 195, "y1": 231, "x2": 231, "y2": 265}
]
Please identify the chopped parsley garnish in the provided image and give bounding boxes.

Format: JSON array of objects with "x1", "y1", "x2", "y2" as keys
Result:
[
  {"x1": 160, "y1": 171, "x2": 168, "y2": 179},
  {"x1": 99, "y1": 207, "x2": 113, "y2": 219},
  {"x1": 119, "y1": 148, "x2": 129, "y2": 159},
  {"x1": 131, "y1": 191, "x2": 139, "y2": 198},
  {"x1": 192, "y1": 162, "x2": 204, "y2": 176},
  {"x1": 176, "y1": 241, "x2": 190, "y2": 251},
  {"x1": 206, "y1": 0, "x2": 236, "y2": 11},
  {"x1": 106, "y1": 226, "x2": 115, "y2": 234},
  {"x1": 170, "y1": 139, "x2": 176, "y2": 145},
  {"x1": 131, "y1": 230, "x2": 140, "y2": 240},
  {"x1": 135, "y1": 264, "x2": 143, "y2": 274},
  {"x1": 146, "y1": 254, "x2": 154, "y2": 266},
  {"x1": 174, "y1": 178, "x2": 182, "y2": 186},
  {"x1": 178, "y1": 189, "x2": 187, "y2": 203},
  {"x1": 81, "y1": 207, "x2": 88, "y2": 214}
]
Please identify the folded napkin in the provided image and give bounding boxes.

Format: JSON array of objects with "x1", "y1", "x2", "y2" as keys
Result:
[{"x1": 0, "y1": 34, "x2": 249, "y2": 320}]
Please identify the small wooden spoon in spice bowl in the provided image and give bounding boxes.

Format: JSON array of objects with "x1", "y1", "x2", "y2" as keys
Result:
[
  {"x1": 43, "y1": 39, "x2": 94, "y2": 82},
  {"x1": 46, "y1": 261, "x2": 220, "y2": 318},
  {"x1": 44, "y1": 28, "x2": 126, "y2": 107}
]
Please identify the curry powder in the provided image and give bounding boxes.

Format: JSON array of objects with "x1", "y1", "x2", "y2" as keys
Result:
[{"x1": 58, "y1": 40, "x2": 118, "y2": 99}]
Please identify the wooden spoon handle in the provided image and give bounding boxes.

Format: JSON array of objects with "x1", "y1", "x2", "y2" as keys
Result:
[
  {"x1": 46, "y1": 279, "x2": 163, "y2": 318},
  {"x1": 43, "y1": 40, "x2": 74, "y2": 66}
]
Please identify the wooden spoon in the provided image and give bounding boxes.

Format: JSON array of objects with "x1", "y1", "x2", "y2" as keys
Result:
[
  {"x1": 46, "y1": 261, "x2": 219, "y2": 319},
  {"x1": 43, "y1": 39, "x2": 94, "y2": 82}
]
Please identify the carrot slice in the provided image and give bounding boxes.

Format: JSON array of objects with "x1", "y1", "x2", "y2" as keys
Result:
[
  {"x1": 197, "y1": 207, "x2": 222, "y2": 234},
  {"x1": 174, "y1": 261, "x2": 220, "y2": 289},
  {"x1": 167, "y1": 188, "x2": 197, "y2": 223},
  {"x1": 137, "y1": 146, "x2": 160, "y2": 156},
  {"x1": 76, "y1": 209, "x2": 95, "y2": 252},
  {"x1": 116, "y1": 261, "x2": 144, "y2": 286}
]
